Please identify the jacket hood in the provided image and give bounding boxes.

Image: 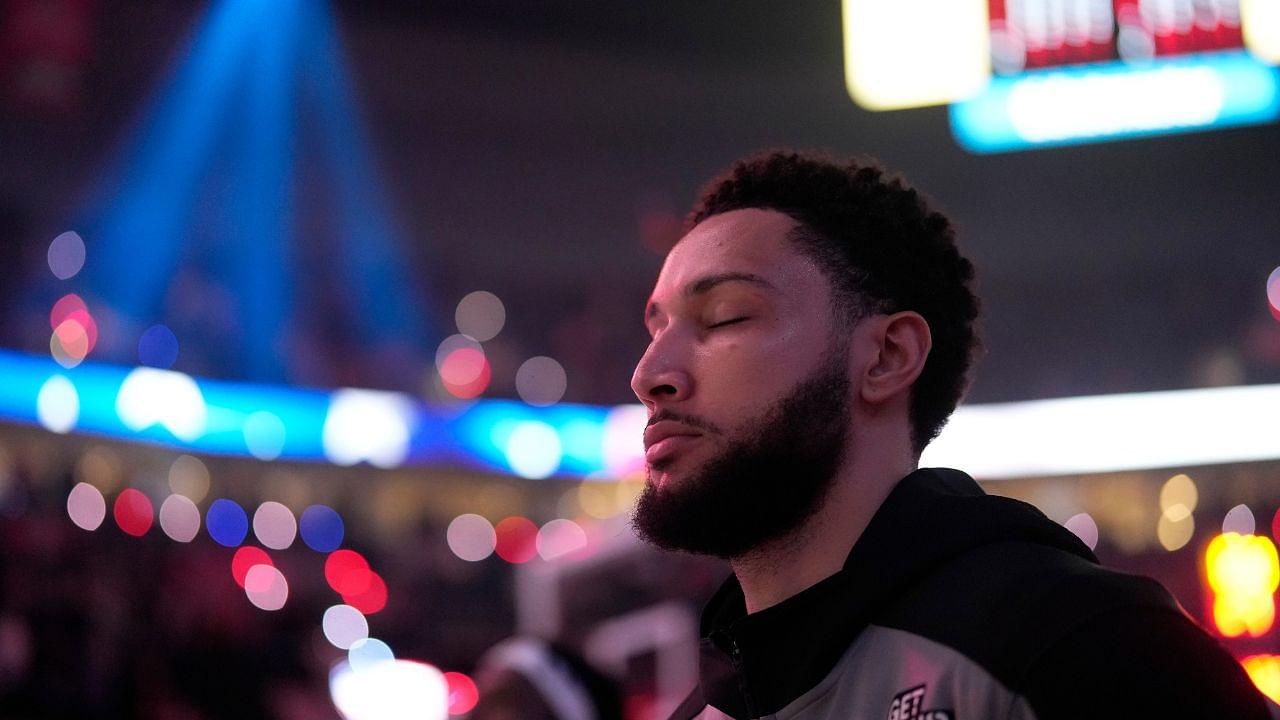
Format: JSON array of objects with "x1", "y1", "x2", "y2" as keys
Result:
[{"x1": 689, "y1": 467, "x2": 1096, "y2": 719}]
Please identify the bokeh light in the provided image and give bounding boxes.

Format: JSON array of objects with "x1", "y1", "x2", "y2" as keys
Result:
[
  {"x1": 515, "y1": 356, "x2": 567, "y2": 407},
  {"x1": 348, "y1": 638, "x2": 395, "y2": 672},
  {"x1": 243, "y1": 411, "x2": 287, "y2": 460},
  {"x1": 168, "y1": 455, "x2": 211, "y2": 502},
  {"x1": 77, "y1": 446, "x2": 124, "y2": 494},
  {"x1": 138, "y1": 324, "x2": 179, "y2": 369},
  {"x1": 326, "y1": 549, "x2": 373, "y2": 596},
  {"x1": 49, "y1": 294, "x2": 88, "y2": 332},
  {"x1": 1157, "y1": 513, "x2": 1194, "y2": 551},
  {"x1": 1267, "y1": 266, "x2": 1280, "y2": 322},
  {"x1": 444, "y1": 672, "x2": 479, "y2": 715},
  {"x1": 602, "y1": 404, "x2": 647, "y2": 477},
  {"x1": 66, "y1": 482, "x2": 106, "y2": 531},
  {"x1": 1224, "y1": 504, "x2": 1257, "y2": 535},
  {"x1": 1159, "y1": 473, "x2": 1197, "y2": 521},
  {"x1": 51, "y1": 318, "x2": 92, "y2": 368},
  {"x1": 159, "y1": 493, "x2": 201, "y2": 542},
  {"x1": 47, "y1": 230, "x2": 86, "y2": 280},
  {"x1": 1242, "y1": 654, "x2": 1280, "y2": 705},
  {"x1": 343, "y1": 571, "x2": 388, "y2": 615},
  {"x1": 536, "y1": 518, "x2": 588, "y2": 561},
  {"x1": 1273, "y1": 507, "x2": 1280, "y2": 544},
  {"x1": 206, "y1": 498, "x2": 249, "y2": 547},
  {"x1": 1206, "y1": 532, "x2": 1280, "y2": 637},
  {"x1": 439, "y1": 347, "x2": 491, "y2": 399},
  {"x1": 434, "y1": 334, "x2": 482, "y2": 371},
  {"x1": 323, "y1": 604, "x2": 369, "y2": 650},
  {"x1": 1063, "y1": 512, "x2": 1099, "y2": 551},
  {"x1": 504, "y1": 421, "x2": 562, "y2": 479},
  {"x1": 321, "y1": 390, "x2": 414, "y2": 468},
  {"x1": 113, "y1": 488, "x2": 154, "y2": 537},
  {"x1": 301, "y1": 504, "x2": 345, "y2": 552},
  {"x1": 253, "y1": 501, "x2": 297, "y2": 550},
  {"x1": 454, "y1": 290, "x2": 506, "y2": 342},
  {"x1": 232, "y1": 546, "x2": 274, "y2": 588},
  {"x1": 36, "y1": 374, "x2": 79, "y2": 433},
  {"x1": 577, "y1": 479, "x2": 622, "y2": 519},
  {"x1": 446, "y1": 514, "x2": 496, "y2": 562},
  {"x1": 115, "y1": 367, "x2": 208, "y2": 441},
  {"x1": 244, "y1": 564, "x2": 289, "y2": 611},
  {"x1": 494, "y1": 517, "x2": 538, "y2": 563},
  {"x1": 329, "y1": 658, "x2": 449, "y2": 720}
]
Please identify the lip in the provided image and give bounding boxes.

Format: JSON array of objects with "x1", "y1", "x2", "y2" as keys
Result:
[{"x1": 643, "y1": 421, "x2": 703, "y2": 464}]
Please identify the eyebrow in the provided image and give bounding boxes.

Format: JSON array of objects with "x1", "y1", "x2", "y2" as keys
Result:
[{"x1": 645, "y1": 272, "x2": 776, "y2": 321}]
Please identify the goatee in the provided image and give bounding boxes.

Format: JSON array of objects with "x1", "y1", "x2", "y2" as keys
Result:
[{"x1": 632, "y1": 349, "x2": 851, "y2": 559}]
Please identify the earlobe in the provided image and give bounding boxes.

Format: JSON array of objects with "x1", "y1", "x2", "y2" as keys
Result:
[{"x1": 859, "y1": 312, "x2": 931, "y2": 405}]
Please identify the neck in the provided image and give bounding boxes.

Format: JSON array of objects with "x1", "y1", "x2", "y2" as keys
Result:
[{"x1": 730, "y1": 435, "x2": 915, "y2": 615}]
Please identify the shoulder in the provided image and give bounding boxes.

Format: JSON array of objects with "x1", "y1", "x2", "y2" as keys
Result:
[{"x1": 876, "y1": 540, "x2": 1275, "y2": 719}]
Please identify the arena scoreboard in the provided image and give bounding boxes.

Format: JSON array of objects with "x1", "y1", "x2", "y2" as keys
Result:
[{"x1": 842, "y1": 0, "x2": 1280, "y2": 152}]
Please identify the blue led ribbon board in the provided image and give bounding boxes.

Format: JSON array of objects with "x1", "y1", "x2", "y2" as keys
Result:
[{"x1": 950, "y1": 51, "x2": 1280, "y2": 153}]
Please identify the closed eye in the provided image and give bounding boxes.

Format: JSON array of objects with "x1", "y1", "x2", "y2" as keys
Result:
[{"x1": 708, "y1": 317, "x2": 749, "y2": 329}]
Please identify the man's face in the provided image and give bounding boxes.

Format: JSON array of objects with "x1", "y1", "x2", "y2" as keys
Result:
[{"x1": 630, "y1": 208, "x2": 855, "y2": 557}]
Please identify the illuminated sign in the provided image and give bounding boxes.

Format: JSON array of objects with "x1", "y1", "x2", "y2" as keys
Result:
[{"x1": 842, "y1": 0, "x2": 1280, "y2": 151}]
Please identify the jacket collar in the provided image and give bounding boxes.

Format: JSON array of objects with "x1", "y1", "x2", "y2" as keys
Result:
[{"x1": 692, "y1": 467, "x2": 1095, "y2": 718}]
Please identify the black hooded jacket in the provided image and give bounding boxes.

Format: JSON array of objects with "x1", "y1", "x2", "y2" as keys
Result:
[{"x1": 670, "y1": 468, "x2": 1276, "y2": 719}]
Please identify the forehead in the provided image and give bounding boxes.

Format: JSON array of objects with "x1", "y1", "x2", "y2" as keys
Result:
[{"x1": 651, "y1": 207, "x2": 824, "y2": 300}]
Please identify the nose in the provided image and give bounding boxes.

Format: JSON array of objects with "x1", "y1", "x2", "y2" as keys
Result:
[{"x1": 631, "y1": 336, "x2": 691, "y2": 409}]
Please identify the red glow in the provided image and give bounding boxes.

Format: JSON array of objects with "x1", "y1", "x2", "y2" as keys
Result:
[
  {"x1": 444, "y1": 671, "x2": 479, "y2": 715},
  {"x1": 63, "y1": 309, "x2": 98, "y2": 351},
  {"x1": 231, "y1": 546, "x2": 274, "y2": 588},
  {"x1": 325, "y1": 549, "x2": 372, "y2": 596},
  {"x1": 494, "y1": 517, "x2": 538, "y2": 564},
  {"x1": 50, "y1": 293, "x2": 87, "y2": 329},
  {"x1": 343, "y1": 571, "x2": 388, "y2": 615},
  {"x1": 442, "y1": 349, "x2": 491, "y2": 399},
  {"x1": 113, "y1": 488, "x2": 153, "y2": 537},
  {"x1": 1272, "y1": 508, "x2": 1280, "y2": 544}
]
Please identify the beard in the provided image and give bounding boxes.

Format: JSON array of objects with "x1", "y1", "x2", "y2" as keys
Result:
[{"x1": 631, "y1": 348, "x2": 851, "y2": 559}]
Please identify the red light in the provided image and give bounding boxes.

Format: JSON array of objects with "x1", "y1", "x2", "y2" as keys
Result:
[
  {"x1": 441, "y1": 349, "x2": 491, "y2": 399},
  {"x1": 343, "y1": 571, "x2": 388, "y2": 615},
  {"x1": 494, "y1": 517, "x2": 538, "y2": 564},
  {"x1": 231, "y1": 546, "x2": 274, "y2": 588},
  {"x1": 444, "y1": 671, "x2": 479, "y2": 715},
  {"x1": 50, "y1": 293, "x2": 87, "y2": 330},
  {"x1": 1273, "y1": 507, "x2": 1280, "y2": 543},
  {"x1": 113, "y1": 488, "x2": 153, "y2": 537},
  {"x1": 325, "y1": 549, "x2": 372, "y2": 596}
]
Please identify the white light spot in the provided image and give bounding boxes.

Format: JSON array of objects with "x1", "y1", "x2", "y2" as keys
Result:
[
  {"x1": 329, "y1": 658, "x2": 448, "y2": 720},
  {"x1": 602, "y1": 405, "x2": 647, "y2": 476},
  {"x1": 1224, "y1": 504, "x2": 1257, "y2": 535},
  {"x1": 536, "y1": 518, "x2": 588, "y2": 561},
  {"x1": 253, "y1": 501, "x2": 297, "y2": 550},
  {"x1": 504, "y1": 421, "x2": 562, "y2": 479},
  {"x1": 37, "y1": 375, "x2": 79, "y2": 434},
  {"x1": 446, "y1": 514, "x2": 496, "y2": 562},
  {"x1": 322, "y1": 390, "x2": 414, "y2": 468},
  {"x1": 243, "y1": 411, "x2": 286, "y2": 460},
  {"x1": 159, "y1": 494, "x2": 201, "y2": 542},
  {"x1": 1064, "y1": 512, "x2": 1099, "y2": 550},
  {"x1": 515, "y1": 356, "x2": 568, "y2": 407},
  {"x1": 115, "y1": 368, "x2": 207, "y2": 441},
  {"x1": 323, "y1": 604, "x2": 370, "y2": 650},
  {"x1": 454, "y1": 291, "x2": 506, "y2": 342},
  {"x1": 66, "y1": 482, "x2": 106, "y2": 531},
  {"x1": 244, "y1": 564, "x2": 289, "y2": 611}
]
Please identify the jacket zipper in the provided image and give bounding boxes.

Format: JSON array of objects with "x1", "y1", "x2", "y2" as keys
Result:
[{"x1": 728, "y1": 635, "x2": 760, "y2": 719}]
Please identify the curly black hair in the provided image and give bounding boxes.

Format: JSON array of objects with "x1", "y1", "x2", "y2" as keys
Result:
[{"x1": 687, "y1": 150, "x2": 981, "y2": 453}]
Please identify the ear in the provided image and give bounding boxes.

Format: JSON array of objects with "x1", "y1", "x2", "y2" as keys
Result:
[{"x1": 858, "y1": 311, "x2": 932, "y2": 406}]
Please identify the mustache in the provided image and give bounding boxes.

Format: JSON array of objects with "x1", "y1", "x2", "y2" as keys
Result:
[{"x1": 646, "y1": 410, "x2": 723, "y2": 435}]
